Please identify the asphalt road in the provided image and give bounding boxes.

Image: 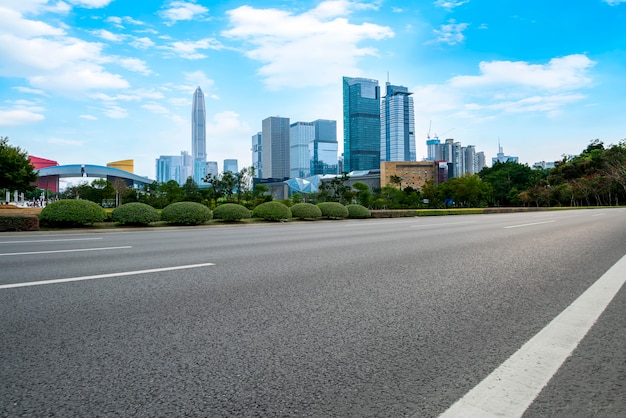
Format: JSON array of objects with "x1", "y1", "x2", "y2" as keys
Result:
[{"x1": 1, "y1": 209, "x2": 625, "y2": 417}]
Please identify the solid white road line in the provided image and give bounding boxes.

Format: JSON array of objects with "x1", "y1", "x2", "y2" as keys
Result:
[
  {"x1": 0, "y1": 237, "x2": 103, "y2": 244},
  {"x1": 0, "y1": 263, "x2": 216, "y2": 289},
  {"x1": 437, "y1": 254, "x2": 626, "y2": 418},
  {"x1": 504, "y1": 220, "x2": 556, "y2": 229},
  {"x1": 0, "y1": 246, "x2": 132, "y2": 256}
]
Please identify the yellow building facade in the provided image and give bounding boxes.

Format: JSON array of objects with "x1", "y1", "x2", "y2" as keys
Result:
[
  {"x1": 107, "y1": 159, "x2": 134, "y2": 173},
  {"x1": 380, "y1": 161, "x2": 437, "y2": 190}
]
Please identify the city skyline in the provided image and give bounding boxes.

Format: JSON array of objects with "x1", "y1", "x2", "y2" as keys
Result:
[{"x1": 1, "y1": 1, "x2": 625, "y2": 179}]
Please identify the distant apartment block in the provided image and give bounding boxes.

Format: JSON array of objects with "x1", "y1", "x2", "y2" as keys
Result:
[
  {"x1": 251, "y1": 132, "x2": 262, "y2": 178},
  {"x1": 224, "y1": 159, "x2": 238, "y2": 173}
]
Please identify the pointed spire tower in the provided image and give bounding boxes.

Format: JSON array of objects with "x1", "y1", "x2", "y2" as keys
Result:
[{"x1": 192, "y1": 86, "x2": 206, "y2": 163}]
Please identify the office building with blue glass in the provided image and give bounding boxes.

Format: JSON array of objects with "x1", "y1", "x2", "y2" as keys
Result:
[
  {"x1": 381, "y1": 82, "x2": 416, "y2": 162},
  {"x1": 342, "y1": 77, "x2": 381, "y2": 172}
]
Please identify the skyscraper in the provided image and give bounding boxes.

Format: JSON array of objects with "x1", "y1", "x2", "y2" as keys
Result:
[
  {"x1": 343, "y1": 77, "x2": 381, "y2": 172},
  {"x1": 381, "y1": 82, "x2": 415, "y2": 162},
  {"x1": 261, "y1": 116, "x2": 290, "y2": 179},
  {"x1": 251, "y1": 132, "x2": 262, "y2": 178},
  {"x1": 192, "y1": 86, "x2": 206, "y2": 183},
  {"x1": 290, "y1": 121, "x2": 315, "y2": 178},
  {"x1": 223, "y1": 159, "x2": 238, "y2": 173},
  {"x1": 310, "y1": 119, "x2": 338, "y2": 175}
]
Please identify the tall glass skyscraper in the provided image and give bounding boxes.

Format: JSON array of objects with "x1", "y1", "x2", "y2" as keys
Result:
[
  {"x1": 310, "y1": 119, "x2": 338, "y2": 175},
  {"x1": 381, "y1": 82, "x2": 415, "y2": 162},
  {"x1": 290, "y1": 121, "x2": 315, "y2": 178},
  {"x1": 261, "y1": 116, "x2": 290, "y2": 179},
  {"x1": 343, "y1": 76, "x2": 380, "y2": 172},
  {"x1": 192, "y1": 86, "x2": 206, "y2": 183}
]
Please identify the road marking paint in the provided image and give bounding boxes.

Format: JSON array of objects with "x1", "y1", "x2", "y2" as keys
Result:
[
  {"x1": 0, "y1": 263, "x2": 216, "y2": 289},
  {"x1": 0, "y1": 238, "x2": 103, "y2": 244},
  {"x1": 0, "y1": 246, "x2": 131, "y2": 257},
  {"x1": 591, "y1": 213, "x2": 606, "y2": 217},
  {"x1": 504, "y1": 220, "x2": 555, "y2": 229},
  {"x1": 437, "y1": 254, "x2": 626, "y2": 418}
]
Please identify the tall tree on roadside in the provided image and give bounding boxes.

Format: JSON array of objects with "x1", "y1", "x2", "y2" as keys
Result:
[{"x1": 0, "y1": 136, "x2": 38, "y2": 193}]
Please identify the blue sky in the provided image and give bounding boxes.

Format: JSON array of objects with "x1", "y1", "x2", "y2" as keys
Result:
[{"x1": 1, "y1": 0, "x2": 625, "y2": 180}]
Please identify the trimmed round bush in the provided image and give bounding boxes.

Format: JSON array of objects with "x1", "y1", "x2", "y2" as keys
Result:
[
  {"x1": 112, "y1": 202, "x2": 160, "y2": 226},
  {"x1": 290, "y1": 202, "x2": 322, "y2": 220},
  {"x1": 161, "y1": 201, "x2": 212, "y2": 225},
  {"x1": 346, "y1": 204, "x2": 371, "y2": 219},
  {"x1": 213, "y1": 203, "x2": 251, "y2": 221},
  {"x1": 317, "y1": 202, "x2": 349, "y2": 219},
  {"x1": 252, "y1": 201, "x2": 292, "y2": 221},
  {"x1": 40, "y1": 199, "x2": 107, "y2": 226}
]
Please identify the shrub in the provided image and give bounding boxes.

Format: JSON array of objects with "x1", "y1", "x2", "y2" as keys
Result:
[
  {"x1": 317, "y1": 202, "x2": 349, "y2": 219},
  {"x1": 0, "y1": 215, "x2": 39, "y2": 231},
  {"x1": 346, "y1": 204, "x2": 371, "y2": 219},
  {"x1": 112, "y1": 202, "x2": 160, "y2": 226},
  {"x1": 290, "y1": 202, "x2": 322, "y2": 220},
  {"x1": 252, "y1": 201, "x2": 292, "y2": 221},
  {"x1": 161, "y1": 201, "x2": 212, "y2": 225},
  {"x1": 213, "y1": 203, "x2": 251, "y2": 221},
  {"x1": 40, "y1": 199, "x2": 107, "y2": 226}
]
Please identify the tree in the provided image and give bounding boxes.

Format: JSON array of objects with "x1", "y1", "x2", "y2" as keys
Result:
[
  {"x1": 479, "y1": 161, "x2": 540, "y2": 206},
  {"x1": 0, "y1": 136, "x2": 38, "y2": 193}
]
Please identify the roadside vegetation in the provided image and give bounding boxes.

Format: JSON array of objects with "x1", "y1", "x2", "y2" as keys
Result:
[{"x1": 2, "y1": 138, "x2": 626, "y2": 231}]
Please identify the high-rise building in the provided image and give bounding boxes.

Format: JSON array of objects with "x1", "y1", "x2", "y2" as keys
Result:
[
  {"x1": 251, "y1": 132, "x2": 262, "y2": 178},
  {"x1": 261, "y1": 116, "x2": 290, "y2": 179},
  {"x1": 426, "y1": 138, "x2": 442, "y2": 162},
  {"x1": 310, "y1": 119, "x2": 338, "y2": 175},
  {"x1": 192, "y1": 86, "x2": 207, "y2": 183},
  {"x1": 343, "y1": 76, "x2": 381, "y2": 172},
  {"x1": 381, "y1": 82, "x2": 415, "y2": 162},
  {"x1": 492, "y1": 143, "x2": 519, "y2": 164},
  {"x1": 290, "y1": 121, "x2": 315, "y2": 178},
  {"x1": 224, "y1": 159, "x2": 238, "y2": 173},
  {"x1": 156, "y1": 155, "x2": 182, "y2": 184}
]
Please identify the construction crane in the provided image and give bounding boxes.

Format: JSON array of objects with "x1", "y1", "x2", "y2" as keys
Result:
[{"x1": 426, "y1": 120, "x2": 432, "y2": 140}]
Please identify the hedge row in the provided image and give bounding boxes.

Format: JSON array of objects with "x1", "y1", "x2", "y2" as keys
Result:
[
  {"x1": 0, "y1": 215, "x2": 39, "y2": 231},
  {"x1": 32, "y1": 200, "x2": 372, "y2": 229}
]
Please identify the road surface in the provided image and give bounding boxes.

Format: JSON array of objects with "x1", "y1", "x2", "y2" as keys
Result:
[{"x1": 1, "y1": 209, "x2": 625, "y2": 416}]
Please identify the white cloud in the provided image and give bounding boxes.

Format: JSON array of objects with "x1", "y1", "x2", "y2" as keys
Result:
[
  {"x1": 603, "y1": 0, "x2": 626, "y2": 5},
  {"x1": 413, "y1": 54, "x2": 595, "y2": 121},
  {"x1": 222, "y1": 2, "x2": 393, "y2": 89},
  {"x1": 66, "y1": 0, "x2": 114, "y2": 8},
  {"x1": 118, "y1": 57, "x2": 153, "y2": 76},
  {"x1": 106, "y1": 15, "x2": 144, "y2": 28},
  {"x1": 434, "y1": 0, "x2": 470, "y2": 10},
  {"x1": 141, "y1": 103, "x2": 170, "y2": 115},
  {"x1": 161, "y1": 38, "x2": 225, "y2": 59},
  {"x1": 159, "y1": 1, "x2": 209, "y2": 26},
  {"x1": 129, "y1": 36, "x2": 155, "y2": 49},
  {"x1": 90, "y1": 29, "x2": 123, "y2": 42},
  {"x1": 13, "y1": 86, "x2": 48, "y2": 95},
  {"x1": 102, "y1": 104, "x2": 127, "y2": 119},
  {"x1": 449, "y1": 54, "x2": 595, "y2": 91},
  {"x1": 80, "y1": 114, "x2": 98, "y2": 120},
  {"x1": 430, "y1": 19, "x2": 468, "y2": 45},
  {"x1": 0, "y1": 9, "x2": 130, "y2": 94},
  {"x1": 0, "y1": 109, "x2": 45, "y2": 126}
]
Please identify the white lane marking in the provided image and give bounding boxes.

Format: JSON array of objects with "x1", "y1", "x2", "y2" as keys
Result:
[
  {"x1": 0, "y1": 263, "x2": 216, "y2": 289},
  {"x1": 438, "y1": 254, "x2": 626, "y2": 418},
  {"x1": 591, "y1": 213, "x2": 606, "y2": 217},
  {"x1": 0, "y1": 238, "x2": 103, "y2": 244},
  {"x1": 0, "y1": 246, "x2": 132, "y2": 256},
  {"x1": 410, "y1": 221, "x2": 479, "y2": 228},
  {"x1": 504, "y1": 220, "x2": 556, "y2": 229}
]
